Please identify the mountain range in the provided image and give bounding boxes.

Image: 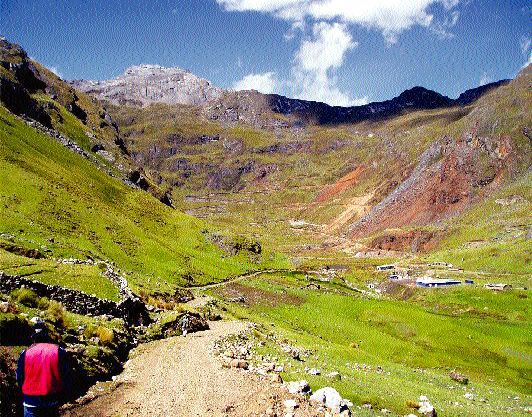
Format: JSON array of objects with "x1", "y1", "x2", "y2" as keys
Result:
[{"x1": 71, "y1": 63, "x2": 510, "y2": 127}]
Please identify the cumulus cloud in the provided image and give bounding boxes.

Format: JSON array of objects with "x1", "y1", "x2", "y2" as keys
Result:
[
  {"x1": 518, "y1": 36, "x2": 531, "y2": 69},
  {"x1": 218, "y1": 1, "x2": 462, "y2": 105},
  {"x1": 430, "y1": 10, "x2": 460, "y2": 39},
  {"x1": 216, "y1": 0, "x2": 461, "y2": 43},
  {"x1": 232, "y1": 71, "x2": 280, "y2": 94},
  {"x1": 519, "y1": 36, "x2": 531, "y2": 54},
  {"x1": 233, "y1": 23, "x2": 368, "y2": 106},
  {"x1": 291, "y1": 22, "x2": 364, "y2": 106}
]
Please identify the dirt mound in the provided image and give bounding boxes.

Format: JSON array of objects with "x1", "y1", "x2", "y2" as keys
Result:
[{"x1": 369, "y1": 230, "x2": 441, "y2": 253}]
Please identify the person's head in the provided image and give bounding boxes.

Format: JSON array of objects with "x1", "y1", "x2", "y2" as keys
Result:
[{"x1": 32, "y1": 322, "x2": 51, "y2": 343}]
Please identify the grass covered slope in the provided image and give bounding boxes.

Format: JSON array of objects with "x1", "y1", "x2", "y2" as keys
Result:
[
  {"x1": 212, "y1": 272, "x2": 531, "y2": 416},
  {"x1": 0, "y1": 105, "x2": 284, "y2": 293}
]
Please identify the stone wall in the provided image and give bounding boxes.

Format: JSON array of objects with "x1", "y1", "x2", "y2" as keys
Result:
[{"x1": 0, "y1": 272, "x2": 150, "y2": 325}]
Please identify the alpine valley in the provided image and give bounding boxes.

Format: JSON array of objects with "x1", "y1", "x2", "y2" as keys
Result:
[{"x1": 0, "y1": 37, "x2": 530, "y2": 417}]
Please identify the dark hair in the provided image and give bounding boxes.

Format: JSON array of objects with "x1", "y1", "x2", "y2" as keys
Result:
[{"x1": 32, "y1": 323, "x2": 50, "y2": 343}]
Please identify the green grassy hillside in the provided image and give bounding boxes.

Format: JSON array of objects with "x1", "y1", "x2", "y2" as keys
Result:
[
  {"x1": 210, "y1": 271, "x2": 531, "y2": 416},
  {"x1": 0, "y1": 105, "x2": 286, "y2": 294}
]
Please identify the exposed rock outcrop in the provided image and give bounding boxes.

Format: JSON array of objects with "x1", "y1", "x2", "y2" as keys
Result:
[{"x1": 71, "y1": 65, "x2": 223, "y2": 107}]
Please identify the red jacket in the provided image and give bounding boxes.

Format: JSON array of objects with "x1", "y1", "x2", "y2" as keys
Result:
[{"x1": 21, "y1": 343, "x2": 63, "y2": 396}]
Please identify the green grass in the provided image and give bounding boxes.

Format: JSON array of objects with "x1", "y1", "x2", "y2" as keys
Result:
[
  {"x1": 0, "y1": 105, "x2": 282, "y2": 293},
  {"x1": 211, "y1": 272, "x2": 532, "y2": 416},
  {"x1": 0, "y1": 249, "x2": 120, "y2": 301}
]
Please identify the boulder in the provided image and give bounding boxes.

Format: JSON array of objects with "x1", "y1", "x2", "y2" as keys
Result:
[
  {"x1": 230, "y1": 359, "x2": 248, "y2": 369},
  {"x1": 310, "y1": 387, "x2": 351, "y2": 415},
  {"x1": 418, "y1": 396, "x2": 437, "y2": 417},
  {"x1": 286, "y1": 380, "x2": 311, "y2": 395},
  {"x1": 449, "y1": 371, "x2": 468, "y2": 384},
  {"x1": 283, "y1": 399, "x2": 298, "y2": 411}
]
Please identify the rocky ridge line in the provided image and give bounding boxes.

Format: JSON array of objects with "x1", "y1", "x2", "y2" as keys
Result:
[{"x1": 71, "y1": 65, "x2": 223, "y2": 107}]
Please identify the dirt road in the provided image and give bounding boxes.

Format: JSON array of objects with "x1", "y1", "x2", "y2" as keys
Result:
[{"x1": 62, "y1": 321, "x2": 317, "y2": 417}]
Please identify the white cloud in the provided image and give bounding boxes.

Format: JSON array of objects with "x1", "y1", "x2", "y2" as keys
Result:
[
  {"x1": 232, "y1": 72, "x2": 280, "y2": 94},
  {"x1": 296, "y1": 22, "x2": 355, "y2": 72},
  {"x1": 479, "y1": 72, "x2": 492, "y2": 86},
  {"x1": 219, "y1": 1, "x2": 463, "y2": 105},
  {"x1": 291, "y1": 22, "x2": 363, "y2": 106},
  {"x1": 519, "y1": 36, "x2": 531, "y2": 54},
  {"x1": 232, "y1": 23, "x2": 368, "y2": 106},
  {"x1": 522, "y1": 53, "x2": 532, "y2": 70},
  {"x1": 518, "y1": 36, "x2": 531, "y2": 69},
  {"x1": 216, "y1": 0, "x2": 461, "y2": 43},
  {"x1": 430, "y1": 10, "x2": 460, "y2": 39}
]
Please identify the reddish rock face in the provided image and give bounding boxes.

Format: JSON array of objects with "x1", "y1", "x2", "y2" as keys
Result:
[{"x1": 349, "y1": 134, "x2": 517, "y2": 238}]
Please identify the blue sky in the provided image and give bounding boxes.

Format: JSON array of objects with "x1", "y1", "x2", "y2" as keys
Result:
[{"x1": 1, "y1": 0, "x2": 530, "y2": 105}]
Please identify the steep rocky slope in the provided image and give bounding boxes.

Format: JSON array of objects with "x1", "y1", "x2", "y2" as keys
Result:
[
  {"x1": 71, "y1": 60, "x2": 508, "y2": 128},
  {"x1": 0, "y1": 39, "x2": 126, "y2": 163},
  {"x1": 0, "y1": 39, "x2": 282, "y2": 292},
  {"x1": 71, "y1": 65, "x2": 223, "y2": 107}
]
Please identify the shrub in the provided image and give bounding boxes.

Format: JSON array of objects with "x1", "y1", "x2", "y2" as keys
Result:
[
  {"x1": 83, "y1": 324, "x2": 114, "y2": 345},
  {"x1": 44, "y1": 301, "x2": 66, "y2": 328},
  {"x1": 95, "y1": 326, "x2": 114, "y2": 345},
  {"x1": 406, "y1": 399, "x2": 420, "y2": 409},
  {"x1": 83, "y1": 323, "x2": 97, "y2": 340},
  {"x1": 10, "y1": 288, "x2": 43, "y2": 308}
]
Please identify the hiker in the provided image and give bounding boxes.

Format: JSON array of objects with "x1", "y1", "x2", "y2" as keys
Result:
[
  {"x1": 16, "y1": 320, "x2": 71, "y2": 417},
  {"x1": 181, "y1": 314, "x2": 190, "y2": 337}
]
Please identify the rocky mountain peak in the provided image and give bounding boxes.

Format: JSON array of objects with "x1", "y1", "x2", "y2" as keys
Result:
[
  {"x1": 70, "y1": 64, "x2": 223, "y2": 107},
  {"x1": 394, "y1": 86, "x2": 454, "y2": 108}
]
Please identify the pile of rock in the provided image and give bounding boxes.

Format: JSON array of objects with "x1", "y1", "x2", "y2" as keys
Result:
[
  {"x1": 449, "y1": 370, "x2": 469, "y2": 385},
  {"x1": 0, "y1": 271, "x2": 150, "y2": 326},
  {"x1": 279, "y1": 342, "x2": 310, "y2": 361},
  {"x1": 221, "y1": 345, "x2": 250, "y2": 370},
  {"x1": 406, "y1": 395, "x2": 437, "y2": 417}
]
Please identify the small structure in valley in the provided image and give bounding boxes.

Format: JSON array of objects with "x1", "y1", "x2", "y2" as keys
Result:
[
  {"x1": 376, "y1": 264, "x2": 395, "y2": 271},
  {"x1": 484, "y1": 283, "x2": 512, "y2": 291},
  {"x1": 416, "y1": 277, "x2": 461, "y2": 287}
]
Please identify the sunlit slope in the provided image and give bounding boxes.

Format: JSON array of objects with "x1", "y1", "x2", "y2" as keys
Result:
[{"x1": 0, "y1": 105, "x2": 277, "y2": 293}]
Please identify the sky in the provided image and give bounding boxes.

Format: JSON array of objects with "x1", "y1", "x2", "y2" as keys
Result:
[{"x1": 1, "y1": 0, "x2": 530, "y2": 105}]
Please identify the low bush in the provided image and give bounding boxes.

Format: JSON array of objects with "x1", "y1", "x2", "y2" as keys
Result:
[
  {"x1": 95, "y1": 326, "x2": 114, "y2": 345},
  {"x1": 83, "y1": 323, "x2": 114, "y2": 345},
  {"x1": 10, "y1": 288, "x2": 48, "y2": 309},
  {"x1": 44, "y1": 301, "x2": 66, "y2": 328}
]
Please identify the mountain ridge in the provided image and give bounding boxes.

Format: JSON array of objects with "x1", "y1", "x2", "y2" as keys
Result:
[
  {"x1": 70, "y1": 64, "x2": 223, "y2": 107},
  {"x1": 70, "y1": 63, "x2": 510, "y2": 127}
]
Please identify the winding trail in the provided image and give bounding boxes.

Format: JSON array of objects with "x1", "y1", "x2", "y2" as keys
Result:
[
  {"x1": 62, "y1": 321, "x2": 317, "y2": 417},
  {"x1": 188, "y1": 268, "x2": 291, "y2": 290}
]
